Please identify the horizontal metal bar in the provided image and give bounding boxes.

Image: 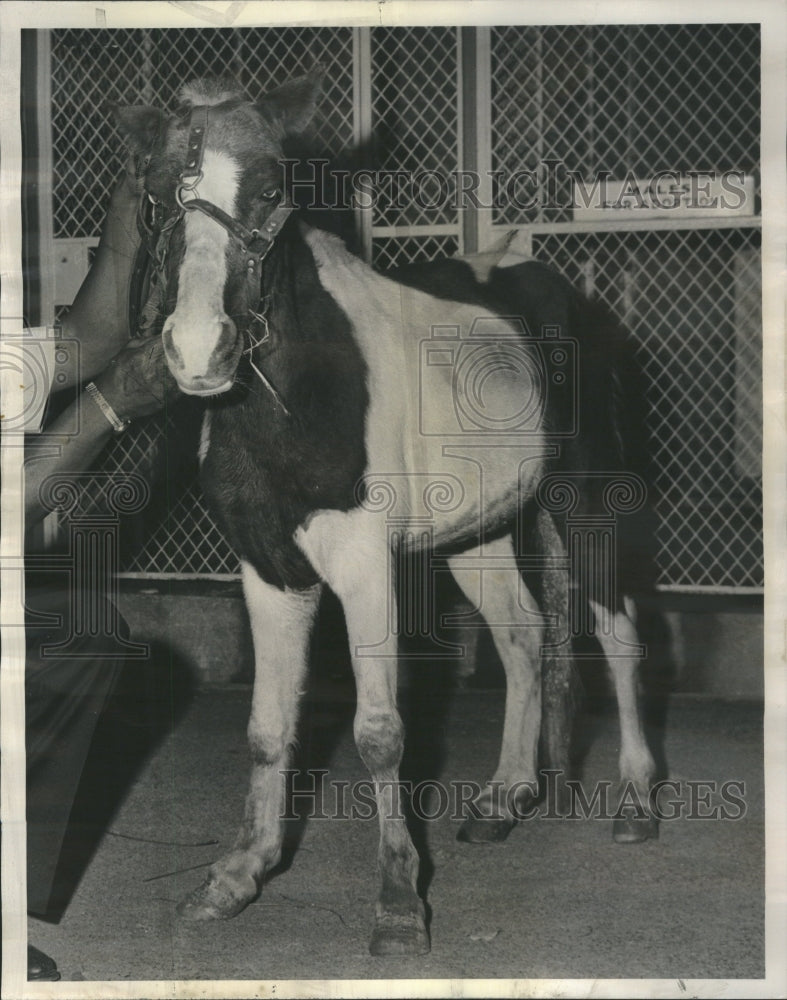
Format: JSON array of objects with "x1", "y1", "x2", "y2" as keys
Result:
[
  {"x1": 655, "y1": 584, "x2": 763, "y2": 596},
  {"x1": 444, "y1": 556, "x2": 568, "y2": 572},
  {"x1": 117, "y1": 572, "x2": 241, "y2": 582},
  {"x1": 116, "y1": 573, "x2": 762, "y2": 596},
  {"x1": 371, "y1": 224, "x2": 460, "y2": 238},
  {"x1": 493, "y1": 216, "x2": 761, "y2": 237},
  {"x1": 53, "y1": 236, "x2": 99, "y2": 248}
]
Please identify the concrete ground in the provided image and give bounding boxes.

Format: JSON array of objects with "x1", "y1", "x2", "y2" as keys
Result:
[{"x1": 29, "y1": 661, "x2": 764, "y2": 985}]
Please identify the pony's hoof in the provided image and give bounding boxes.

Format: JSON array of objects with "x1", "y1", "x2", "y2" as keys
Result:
[
  {"x1": 613, "y1": 814, "x2": 658, "y2": 843},
  {"x1": 176, "y1": 873, "x2": 258, "y2": 921},
  {"x1": 457, "y1": 816, "x2": 515, "y2": 843},
  {"x1": 369, "y1": 913, "x2": 430, "y2": 956}
]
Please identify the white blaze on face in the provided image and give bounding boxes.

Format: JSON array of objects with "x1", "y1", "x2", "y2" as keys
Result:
[{"x1": 164, "y1": 149, "x2": 240, "y2": 380}]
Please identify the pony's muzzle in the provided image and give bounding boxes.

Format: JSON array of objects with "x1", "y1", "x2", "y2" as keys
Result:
[{"x1": 162, "y1": 316, "x2": 242, "y2": 396}]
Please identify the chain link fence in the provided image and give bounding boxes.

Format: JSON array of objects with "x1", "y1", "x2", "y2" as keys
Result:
[{"x1": 44, "y1": 23, "x2": 762, "y2": 589}]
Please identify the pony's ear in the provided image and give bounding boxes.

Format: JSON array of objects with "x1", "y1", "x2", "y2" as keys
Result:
[
  {"x1": 109, "y1": 104, "x2": 165, "y2": 155},
  {"x1": 258, "y1": 66, "x2": 324, "y2": 136}
]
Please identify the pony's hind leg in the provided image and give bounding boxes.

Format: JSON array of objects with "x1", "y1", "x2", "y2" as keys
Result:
[
  {"x1": 449, "y1": 535, "x2": 544, "y2": 843},
  {"x1": 178, "y1": 562, "x2": 321, "y2": 921},
  {"x1": 588, "y1": 596, "x2": 658, "y2": 843}
]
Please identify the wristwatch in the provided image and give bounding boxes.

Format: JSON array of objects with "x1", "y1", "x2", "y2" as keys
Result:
[{"x1": 84, "y1": 381, "x2": 131, "y2": 433}]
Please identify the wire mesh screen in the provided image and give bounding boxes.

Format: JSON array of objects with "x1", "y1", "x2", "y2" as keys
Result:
[
  {"x1": 490, "y1": 23, "x2": 760, "y2": 224},
  {"x1": 370, "y1": 27, "x2": 459, "y2": 227},
  {"x1": 532, "y1": 227, "x2": 762, "y2": 588},
  {"x1": 50, "y1": 27, "x2": 354, "y2": 239},
  {"x1": 51, "y1": 29, "x2": 145, "y2": 238},
  {"x1": 46, "y1": 25, "x2": 762, "y2": 588},
  {"x1": 70, "y1": 401, "x2": 241, "y2": 575},
  {"x1": 372, "y1": 235, "x2": 459, "y2": 270}
]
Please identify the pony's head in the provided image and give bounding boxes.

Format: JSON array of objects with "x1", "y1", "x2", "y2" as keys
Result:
[{"x1": 112, "y1": 70, "x2": 322, "y2": 396}]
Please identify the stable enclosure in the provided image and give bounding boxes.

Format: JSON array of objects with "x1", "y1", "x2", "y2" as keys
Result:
[
  {"x1": 16, "y1": 18, "x2": 768, "y2": 985},
  {"x1": 24, "y1": 24, "x2": 762, "y2": 604}
]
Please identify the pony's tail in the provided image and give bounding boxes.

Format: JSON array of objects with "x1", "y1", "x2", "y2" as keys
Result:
[
  {"x1": 540, "y1": 617, "x2": 580, "y2": 778},
  {"x1": 522, "y1": 506, "x2": 581, "y2": 778},
  {"x1": 579, "y1": 294, "x2": 659, "y2": 598}
]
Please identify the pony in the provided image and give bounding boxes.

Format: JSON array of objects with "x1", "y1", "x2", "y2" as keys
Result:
[{"x1": 112, "y1": 70, "x2": 657, "y2": 956}]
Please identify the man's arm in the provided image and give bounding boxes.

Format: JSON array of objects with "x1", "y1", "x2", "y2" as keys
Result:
[
  {"x1": 54, "y1": 168, "x2": 145, "y2": 390},
  {"x1": 25, "y1": 336, "x2": 177, "y2": 530}
]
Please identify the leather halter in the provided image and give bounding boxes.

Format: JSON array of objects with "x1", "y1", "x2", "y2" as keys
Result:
[
  {"x1": 176, "y1": 105, "x2": 294, "y2": 295},
  {"x1": 129, "y1": 103, "x2": 294, "y2": 338}
]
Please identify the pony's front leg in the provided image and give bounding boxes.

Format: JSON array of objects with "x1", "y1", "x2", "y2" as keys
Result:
[
  {"x1": 296, "y1": 512, "x2": 429, "y2": 957},
  {"x1": 178, "y1": 562, "x2": 321, "y2": 921}
]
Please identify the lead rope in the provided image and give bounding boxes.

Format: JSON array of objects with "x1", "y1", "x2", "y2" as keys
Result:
[{"x1": 243, "y1": 299, "x2": 291, "y2": 417}]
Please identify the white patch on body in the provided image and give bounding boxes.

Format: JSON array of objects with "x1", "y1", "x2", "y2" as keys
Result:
[
  {"x1": 164, "y1": 149, "x2": 239, "y2": 376},
  {"x1": 300, "y1": 226, "x2": 547, "y2": 551}
]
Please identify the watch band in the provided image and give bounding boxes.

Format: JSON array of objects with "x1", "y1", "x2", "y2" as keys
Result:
[{"x1": 84, "y1": 381, "x2": 131, "y2": 433}]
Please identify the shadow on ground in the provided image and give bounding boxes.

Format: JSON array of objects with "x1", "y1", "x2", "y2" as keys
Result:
[
  {"x1": 29, "y1": 647, "x2": 764, "y2": 984},
  {"x1": 40, "y1": 642, "x2": 196, "y2": 922}
]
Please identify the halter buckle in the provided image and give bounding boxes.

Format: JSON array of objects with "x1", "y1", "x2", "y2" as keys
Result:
[
  {"x1": 176, "y1": 177, "x2": 203, "y2": 211},
  {"x1": 179, "y1": 169, "x2": 203, "y2": 191}
]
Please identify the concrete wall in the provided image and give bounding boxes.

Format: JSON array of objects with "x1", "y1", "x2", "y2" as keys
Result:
[
  {"x1": 117, "y1": 581, "x2": 763, "y2": 698},
  {"x1": 118, "y1": 581, "x2": 254, "y2": 685},
  {"x1": 643, "y1": 593, "x2": 763, "y2": 698}
]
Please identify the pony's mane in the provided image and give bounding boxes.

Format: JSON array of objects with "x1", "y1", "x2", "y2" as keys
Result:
[{"x1": 179, "y1": 77, "x2": 246, "y2": 108}]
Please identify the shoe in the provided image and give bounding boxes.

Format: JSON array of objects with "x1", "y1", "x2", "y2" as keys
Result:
[{"x1": 28, "y1": 944, "x2": 61, "y2": 981}]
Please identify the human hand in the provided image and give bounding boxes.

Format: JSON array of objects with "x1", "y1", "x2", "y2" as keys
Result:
[
  {"x1": 91, "y1": 335, "x2": 180, "y2": 420},
  {"x1": 123, "y1": 151, "x2": 147, "y2": 197}
]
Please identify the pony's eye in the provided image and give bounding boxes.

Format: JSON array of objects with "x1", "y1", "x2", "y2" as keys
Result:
[{"x1": 260, "y1": 188, "x2": 281, "y2": 203}]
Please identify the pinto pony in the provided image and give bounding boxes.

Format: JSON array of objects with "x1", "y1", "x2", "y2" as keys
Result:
[{"x1": 113, "y1": 71, "x2": 657, "y2": 956}]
